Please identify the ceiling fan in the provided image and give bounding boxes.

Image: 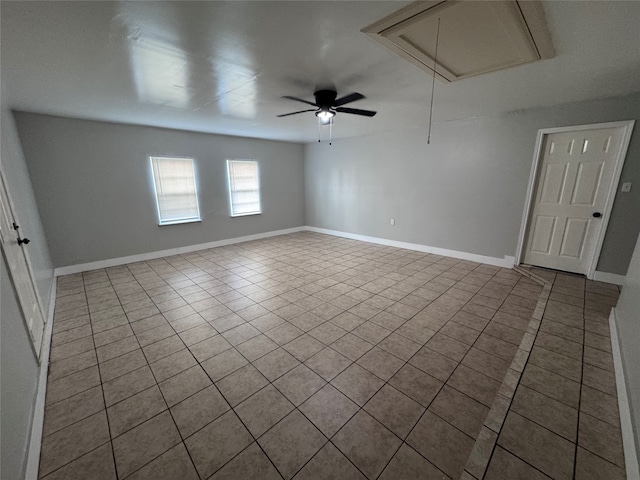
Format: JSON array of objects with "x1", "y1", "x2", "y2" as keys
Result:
[{"x1": 277, "y1": 90, "x2": 377, "y2": 125}]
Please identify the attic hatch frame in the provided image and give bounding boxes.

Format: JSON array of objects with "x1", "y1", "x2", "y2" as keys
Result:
[{"x1": 361, "y1": 0, "x2": 555, "y2": 83}]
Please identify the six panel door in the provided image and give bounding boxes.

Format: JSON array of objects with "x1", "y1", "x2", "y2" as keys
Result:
[{"x1": 524, "y1": 127, "x2": 625, "y2": 275}]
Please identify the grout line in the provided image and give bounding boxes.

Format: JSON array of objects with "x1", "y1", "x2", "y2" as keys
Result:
[
  {"x1": 82, "y1": 273, "x2": 115, "y2": 479},
  {"x1": 492, "y1": 446, "x2": 566, "y2": 480},
  {"x1": 572, "y1": 273, "x2": 588, "y2": 479}
]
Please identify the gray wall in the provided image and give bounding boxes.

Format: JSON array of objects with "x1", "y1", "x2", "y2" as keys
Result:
[
  {"x1": 615, "y1": 232, "x2": 640, "y2": 459},
  {"x1": 305, "y1": 93, "x2": 640, "y2": 275},
  {"x1": 1, "y1": 83, "x2": 54, "y2": 480},
  {"x1": 14, "y1": 113, "x2": 305, "y2": 268},
  {"x1": 1, "y1": 257, "x2": 40, "y2": 480}
]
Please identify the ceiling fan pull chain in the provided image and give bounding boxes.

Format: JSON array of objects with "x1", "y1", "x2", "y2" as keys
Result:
[
  {"x1": 329, "y1": 117, "x2": 333, "y2": 145},
  {"x1": 427, "y1": 17, "x2": 441, "y2": 145}
]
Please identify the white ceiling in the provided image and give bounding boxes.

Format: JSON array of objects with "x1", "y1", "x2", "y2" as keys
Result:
[{"x1": 2, "y1": 1, "x2": 640, "y2": 143}]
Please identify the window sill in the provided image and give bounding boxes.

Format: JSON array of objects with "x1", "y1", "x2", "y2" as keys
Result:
[
  {"x1": 230, "y1": 212, "x2": 262, "y2": 218},
  {"x1": 158, "y1": 218, "x2": 202, "y2": 226}
]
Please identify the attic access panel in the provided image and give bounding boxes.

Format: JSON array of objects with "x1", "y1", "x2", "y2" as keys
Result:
[{"x1": 362, "y1": 0, "x2": 554, "y2": 82}]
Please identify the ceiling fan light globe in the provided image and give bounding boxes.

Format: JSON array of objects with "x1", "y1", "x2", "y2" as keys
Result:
[{"x1": 316, "y1": 109, "x2": 335, "y2": 122}]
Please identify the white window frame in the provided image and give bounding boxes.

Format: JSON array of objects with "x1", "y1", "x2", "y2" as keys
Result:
[
  {"x1": 150, "y1": 156, "x2": 201, "y2": 226},
  {"x1": 226, "y1": 159, "x2": 262, "y2": 217}
]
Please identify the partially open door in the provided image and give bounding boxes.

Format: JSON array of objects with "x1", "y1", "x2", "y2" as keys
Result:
[{"x1": 0, "y1": 167, "x2": 46, "y2": 360}]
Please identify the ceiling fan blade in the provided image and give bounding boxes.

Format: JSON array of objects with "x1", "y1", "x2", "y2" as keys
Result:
[
  {"x1": 276, "y1": 109, "x2": 317, "y2": 117},
  {"x1": 335, "y1": 107, "x2": 377, "y2": 117},
  {"x1": 333, "y1": 92, "x2": 365, "y2": 107},
  {"x1": 282, "y1": 96, "x2": 317, "y2": 107}
]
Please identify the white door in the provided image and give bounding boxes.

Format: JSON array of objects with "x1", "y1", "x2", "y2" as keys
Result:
[
  {"x1": 0, "y1": 168, "x2": 46, "y2": 359},
  {"x1": 524, "y1": 126, "x2": 627, "y2": 275}
]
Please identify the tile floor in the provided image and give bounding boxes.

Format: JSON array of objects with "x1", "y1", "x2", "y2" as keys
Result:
[
  {"x1": 474, "y1": 267, "x2": 626, "y2": 480},
  {"x1": 38, "y1": 232, "x2": 625, "y2": 479}
]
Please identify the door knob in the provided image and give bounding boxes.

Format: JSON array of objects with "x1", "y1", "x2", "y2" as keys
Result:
[
  {"x1": 13, "y1": 223, "x2": 30, "y2": 245},
  {"x1": 592, "y1": 212, "x2": 602, "y2": 218}
]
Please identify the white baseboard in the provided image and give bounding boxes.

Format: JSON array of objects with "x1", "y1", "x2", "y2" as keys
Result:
[
  {"x1": 305, "y1": 226, "x2": 516, "y2": 268},
  {"x1": 54, "y1": 225, "x2": 516, "y2": 276},
  {"x1": 54, "y1": 226, "x2": 306, "y2": 276},
  {"x1": 24, "y1": 279, "x2": 56, "y2": 480},
  {"x1": 610, "y1": 307, "x2": 640, "y2": 480},
  {"x1": 594, "y1": 271, "x2": 626, "y2": 285}
]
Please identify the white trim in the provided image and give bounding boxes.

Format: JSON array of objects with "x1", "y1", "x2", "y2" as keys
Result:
[
  {"x1": 230, "y1": 212, "x2": 262, "y2": 218},
  {"x1": 24, "y1": 278, "x2": 56, "y2": 480},
  {"x1": 514, "y1": 128, "x2": 545, "y2": 266},
  {"x1": 54, "y1": 227, "x2": 306, "y2": 276},
  {"x1": 610, "y1": 307, "x2": 640, "y2": 480},
  {"x1": 157, "y1": 218, "x2": 202, "y2": 227},
  {"x1": 53, "y1": 225, "x2": 519, "y2": 277},
  {"x1": 594, "y1": 271, "x2": 627, "y2": 286},
  {"x1": 515, "y1": 120, "x2": 635, "y2": 280},
  {"x1": 306, "y1": 226, "x2": 516, "y2": 268}
]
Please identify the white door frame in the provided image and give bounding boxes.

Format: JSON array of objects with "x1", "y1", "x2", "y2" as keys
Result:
[{"x1": 515, "y1": 120, "x2": 635, "y2": 279}]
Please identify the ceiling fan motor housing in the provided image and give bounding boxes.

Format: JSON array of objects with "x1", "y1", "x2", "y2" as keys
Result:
[{"x1": 314, "y1": 90, "x2": 338, "y2": 108}]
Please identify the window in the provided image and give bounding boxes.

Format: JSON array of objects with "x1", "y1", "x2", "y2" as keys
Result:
[
  {"x1": 227, "y1": 160, "x2": 261, "y2": 216},
  {"x1": 150, "y1": 156, "x2": 201, "y2": 225}
]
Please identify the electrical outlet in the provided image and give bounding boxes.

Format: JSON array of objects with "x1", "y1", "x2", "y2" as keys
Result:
[
  {"x1": 621, "y1": 182, "x2": 632, "y2": 193},
  {"x1": 390, "y1": 218, "x2": 395, "y2": 226}
]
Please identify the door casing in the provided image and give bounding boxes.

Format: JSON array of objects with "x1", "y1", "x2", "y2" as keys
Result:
[
  {"x1": 515, "y1": 120, "x2": 635, "y2": 279},
  {"x1": 0, "y1": 166, "x2": 47, "y2": 360}
]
